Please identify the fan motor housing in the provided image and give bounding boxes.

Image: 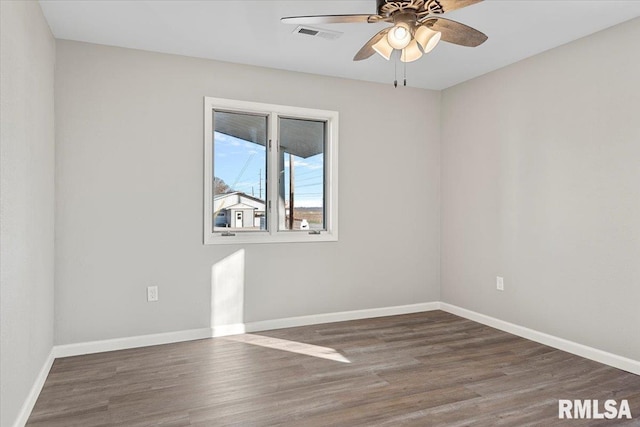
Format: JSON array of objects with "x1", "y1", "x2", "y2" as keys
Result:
[
  {"x1": 377, "y1": 0, "x2": 441, "y2": 16},
  {"x1": 376, "y1": 0, "x2": 411, "y2": 13}
]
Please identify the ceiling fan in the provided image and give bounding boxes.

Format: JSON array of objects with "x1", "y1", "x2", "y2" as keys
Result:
[{"x1": 281, "y1": 0, "x2": 487, "y2": 63}]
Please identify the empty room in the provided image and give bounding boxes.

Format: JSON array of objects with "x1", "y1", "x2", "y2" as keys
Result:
[{"x1": 1, "y1": 0, "x2": 639, "y2": 426}]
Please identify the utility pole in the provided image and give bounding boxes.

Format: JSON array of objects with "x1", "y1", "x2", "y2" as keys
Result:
[{"x1": 258, "y1": 169, "x2": 262, "y2": 199}]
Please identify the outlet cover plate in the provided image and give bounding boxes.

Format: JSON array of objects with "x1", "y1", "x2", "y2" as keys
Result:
[
  {"x1": 496, "y1": 276, "x2": 504, "y2": 291},
  {"x1": 147, "y1": 285, "x2": 158, "y2": 302}
]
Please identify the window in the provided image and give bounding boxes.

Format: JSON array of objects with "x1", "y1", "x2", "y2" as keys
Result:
[{"x1": 204, "y1": 97, "x2": 338, "y2": 244}]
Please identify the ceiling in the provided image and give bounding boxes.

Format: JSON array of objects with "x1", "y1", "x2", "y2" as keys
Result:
[{"x1": 39, "y1": 1, "x2": 640, "y2": 90}]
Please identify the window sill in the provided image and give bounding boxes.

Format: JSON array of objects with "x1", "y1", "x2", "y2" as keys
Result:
[{"x1": 204, "y1": 230, "x2": 338, "y2": 245}]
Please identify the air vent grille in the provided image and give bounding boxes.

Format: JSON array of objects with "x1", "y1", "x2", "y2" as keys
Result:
[{"x1": 293, "y1": 26, "x2": 342, "y2": 40}]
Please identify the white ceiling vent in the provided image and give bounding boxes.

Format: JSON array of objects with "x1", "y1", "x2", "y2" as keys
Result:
[{"x1": 293, "y1": 26, "x2": 342, "y2": 40}]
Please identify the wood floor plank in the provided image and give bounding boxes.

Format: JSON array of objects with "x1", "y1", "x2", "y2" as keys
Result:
[{"x1": 27, "y1": 311, "x2": 640, "y2": 426}]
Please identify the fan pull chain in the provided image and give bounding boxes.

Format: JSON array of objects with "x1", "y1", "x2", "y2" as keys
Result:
[
  {"x1": 404, "y1": 60, "x2": 407, "y2": 87},
  {"x1": 394, "y1": 57, "x2": 398, "y2": 88}
]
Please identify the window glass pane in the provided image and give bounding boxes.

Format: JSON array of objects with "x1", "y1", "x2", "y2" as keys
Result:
[
  {"x1": 278, "y1": 117, "x2": 325, "y2": 231},
  {"x1": 213, "y1": 110, "x2": 268, "y2": 232}
]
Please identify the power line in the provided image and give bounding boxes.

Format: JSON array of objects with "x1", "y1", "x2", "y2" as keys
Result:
[
  {"x1": 291, "y1": 168, "x2": 323, "y2": 178},
  {"x1": 294, "y1": 175, "x2": 323, "y2": 183},
  {"x1": 230, "y1": 152, "x2": 256, "y2": 189},
  {"x1": 294, "y1": 182, "x2": 323, "y2": 188}
]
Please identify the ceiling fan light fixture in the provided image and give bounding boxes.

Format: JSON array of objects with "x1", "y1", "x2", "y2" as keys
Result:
[
  {"x1": 387, "y1": 22, "x2": 411, "y2": 49},
  {"x1": 372, "y1": 36, "x2": 394, "y2": 60},
  {"x1": 415, "y1": 25, "x2": 441, "y2": 53},
  {"x1": 280, "y1": 0, "x2": 489, "y2": 82},
  {"x1": 400, "y1": 39, "x2": 423, "y2": 63}
]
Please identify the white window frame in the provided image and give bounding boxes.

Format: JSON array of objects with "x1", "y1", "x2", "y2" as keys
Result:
[{"x1": 204, "y1": 97, "x2": 339, "y2": 245}]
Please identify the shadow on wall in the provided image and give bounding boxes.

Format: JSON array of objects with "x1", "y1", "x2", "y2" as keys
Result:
[{"x1": 211, "y1": 249, "x2": 246, "y2": 335}]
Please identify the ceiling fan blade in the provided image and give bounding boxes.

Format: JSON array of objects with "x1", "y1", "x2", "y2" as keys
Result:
[
  {"x1": 353, "y1": 27, "x2": 390, "y2": 61},
  {"x1": 281, "y1": 14, "x2": 382, "y2": 25},
  {"x1": 423, "y1": 17, "x2": 487, "y2": 47},
  {"x1": 432, "y1": 0, "x2": 484, "y2": 14}
]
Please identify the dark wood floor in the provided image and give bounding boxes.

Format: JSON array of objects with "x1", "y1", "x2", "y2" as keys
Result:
[{"x1": 28, "y1": 311, "x2": 640, "y2": 426}]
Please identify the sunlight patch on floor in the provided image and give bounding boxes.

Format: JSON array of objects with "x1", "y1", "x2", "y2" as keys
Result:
[{"x1": 225, "y1": 334, "x2": 351, "y2": 363}]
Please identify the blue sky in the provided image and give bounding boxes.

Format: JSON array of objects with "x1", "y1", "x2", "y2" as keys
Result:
[{"x1": 214, "y1": 132, "x2": 324, "y2": 207}]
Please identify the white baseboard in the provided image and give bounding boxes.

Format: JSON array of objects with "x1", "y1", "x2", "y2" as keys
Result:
[
  {"x1": 244, "y1": 302, "x2": 441, "y2": 332},
  {"x1": 12, "y1": 349, "x2": 55, "y2": 427},
  {"x1": 51, "y1": 302, "x2": 639, "y2": 377},
  {"x1": 53, "y1": 327, "x2": 212, "y2": 358},
  {"x1": 440, "y1": 303, "x2": 640, "y2": 376},
  {"x1": 52, "y1": 303, "x2": 440, "y2": 358}
]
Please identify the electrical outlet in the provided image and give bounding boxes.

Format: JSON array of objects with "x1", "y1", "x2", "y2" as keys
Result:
[
  {"x1": 147, "y1": 285, "x2": 158, "y2": 302},
  {"x1": 496, "y1": 276, "x2": 504, "y2": 291}
]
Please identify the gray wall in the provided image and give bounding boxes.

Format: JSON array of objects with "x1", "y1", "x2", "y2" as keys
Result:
[
  {"x1": 441, "y1": 18, "x2": 640, "y2": 361},
  {"x1": 54, "y1": 41, "x2": 441, "y2": 345},
  {"x1": 0, "y1": 1, "x2": 56, "y2": 426}
]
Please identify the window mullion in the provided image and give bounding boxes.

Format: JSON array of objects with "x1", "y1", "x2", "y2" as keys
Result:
[{"x1": 268, "y1": 112, "x2": 279, "y2": 236}]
